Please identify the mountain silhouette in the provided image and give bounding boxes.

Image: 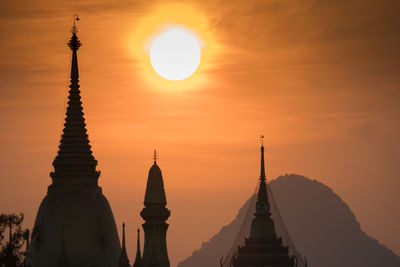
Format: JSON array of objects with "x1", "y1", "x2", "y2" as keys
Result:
[{"x1": 178, "y1": 174, "x2": 400, "y2": 267}]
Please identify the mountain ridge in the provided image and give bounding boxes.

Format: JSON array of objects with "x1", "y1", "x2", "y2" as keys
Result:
[{"x1": 178, "y1": 174, "x2": 400, "y2": 267}]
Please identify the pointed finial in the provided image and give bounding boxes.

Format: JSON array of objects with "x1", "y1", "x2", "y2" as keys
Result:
[
  {"x1": 119, "y1": 222, "x2": 130, "y2": 267},
  {"x1": 72, "y1": 14, "x2": 80, "y2": 32},
  {"x1": 260, "y1": 135, "x2": 265, "y2": 179},
  {"x1": 134, "y1": 228, "x2": 144, "y2": 267},
  {"x1": 68, "y1": 15, "x2": 81, "y2": 51},
  {"x1": 122, "y1": 222, "x2": 126, "y2": 246},
  {"x1": 153, "y1": 150, "x2": 158, "y2": 164},
  {"x1": 136, "y1": 228, "x2": 141, "y2": 252}
]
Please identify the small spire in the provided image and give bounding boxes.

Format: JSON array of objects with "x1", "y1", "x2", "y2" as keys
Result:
[
  {"x1": 136, "y1": 228, "x2": 141, "y2": 255},
  {"x1": 255, "y1": 137, "x2": 270, "y2": 215},
  {"x1": 260, "y1": 135, "x2": 266, "y2": 180},
  {"x1": 119, "y1": 222, "x2": 130, "y2": 267},
  {"x1": 153, "y1": 150, "x2": 158, "y2": 164},
  {"x1": 122, "y1": 223, "x2": 126, "y2": 247},
  {"x1": 134, "y1": 228, "x2": 144, "y2": 267}
]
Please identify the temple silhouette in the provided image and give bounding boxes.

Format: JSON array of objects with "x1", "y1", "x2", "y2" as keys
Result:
[
  {"x1": 27, "y1": 23, "x2": 171, "y2": 267},
  {"x1": 229, "y1": 145, "x2": 306, "y2": 267},
  {"x1": 26, "y1": 22, "x2": 305, "y2": 267}
]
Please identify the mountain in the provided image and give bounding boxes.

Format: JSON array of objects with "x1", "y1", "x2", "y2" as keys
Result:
[{"x1": 178, "y1": 174, "x2": 400, "y2": 267}]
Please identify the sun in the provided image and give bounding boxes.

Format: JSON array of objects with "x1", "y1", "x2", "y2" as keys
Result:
[
  {"x1": 150, "y1": 28, "x2": 201, "y2": 81},
  {"x1": 128, "y1": 3, "x2": 221, "y2": 90}
]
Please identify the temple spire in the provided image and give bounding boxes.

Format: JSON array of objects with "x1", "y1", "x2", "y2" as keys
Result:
[
  {"x1": 256, "y1": 139, "x2": 270, "y2": 215},
  {"x1": 248, "y1": 139, "x2": 279, "y2": 246},
  {"x1": 260, "y1": 135, "x2": 265, "y2": 180},
  {"x1": 141, "y1": 151, "x2": 171, "y2": 267},
  {"x1": 133, "y1": 228, "x2": 144, "y2": 267},
  {"x1": 119, "y1": 223, "x2": 130, "y2": 267},
  {"x1": 122, "y1": 223, "x2": 126, "y2": 248},
  {"x1": 50, "y1": 18, "x2": 100, "y2": 187},
  {"x1": 230, "y1": 139, "x2": 305, "y2": 267}
]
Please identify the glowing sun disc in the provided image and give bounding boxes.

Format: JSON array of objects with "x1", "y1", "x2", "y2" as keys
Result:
[{"x1": 150, "y1": 28, "x2": 201, "y2": 81}]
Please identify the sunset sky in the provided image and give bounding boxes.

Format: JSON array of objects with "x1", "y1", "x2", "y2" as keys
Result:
[{"x1": 0, "y1": 0, "x2": 399, "y2": 265}]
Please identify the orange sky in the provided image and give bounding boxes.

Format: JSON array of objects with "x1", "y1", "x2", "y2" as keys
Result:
[{"x1": 0, "y1": 0, "x2": 399, "y2": 265}]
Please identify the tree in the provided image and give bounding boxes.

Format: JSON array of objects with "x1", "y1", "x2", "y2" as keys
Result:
[{"x1": 0, "y1": 213, "x2": 28, "y2": 267}]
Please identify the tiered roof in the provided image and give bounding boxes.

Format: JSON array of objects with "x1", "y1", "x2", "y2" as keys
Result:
[{"x1": 50, "y1": 25, "x2": 99, "y2": 187}]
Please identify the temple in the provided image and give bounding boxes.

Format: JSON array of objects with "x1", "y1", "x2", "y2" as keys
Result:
[
  {"x1": 140, "y1": 151, "x2": 171, "y2": 267},
  {"x1": 231, "y1": 144, "x2": 301, "y2": 267},
  {"x1": 28, "y1": 21, "x2": 121, "y2": 267},
  {"x1": 115, "y1": 152, "x2": 171, "y2": 267}
]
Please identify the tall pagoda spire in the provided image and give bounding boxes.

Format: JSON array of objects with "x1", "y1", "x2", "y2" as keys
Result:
[
  {"x1": 260, "y1": 135, "x2": 266, "y2": 180},
  {"x1": 255, "y1": 139, "x2": 270, "y2": 217},
  {"x1": 50, "y1": 18, "x2": 100, "y2": 188},
  {"x1": 119, "y1": 223, "x2": 130, "y2": 267},
  {"x1": 250, "y1": 141, "x2": 276, "y2": 239},
  {"x1": 134, "y1": 228, "x2": 144, "y2": 267},
  {"x1": 29, "y1": 18, "x2": 122, "y2": 267},
  {"x1": 231, "y1": 139, "x2": 295, "y2": 267}
]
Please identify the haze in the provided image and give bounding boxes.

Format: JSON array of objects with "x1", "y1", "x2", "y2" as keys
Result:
[{"x1": 0, "y1": 0, "x2": 399, "y2": 265}]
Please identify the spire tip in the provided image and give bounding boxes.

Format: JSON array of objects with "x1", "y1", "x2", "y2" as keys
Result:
[
  {"x1": 260, "y1": 136, "x2": 266, "y2": 179},
  {"x1": 68, "y1": 15, "x2": 81, "y2": 50},
  {"x1": 72, "y1": 14, "x2": 80, "y2": 32},
  {"x1": 153, "y1": 150, "x2": 158, "y2": 163}
]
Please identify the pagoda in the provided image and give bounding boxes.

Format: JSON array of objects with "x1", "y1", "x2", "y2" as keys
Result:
[
  {"x1": 28, "y1": 20, "x2": 121, "y2": 267},
  {"x1": 231, "y1": 144, "x2": 300, "y2": 267},
  {"x1": 140, "y1": 151, "x2": 171, "y2": 267}
]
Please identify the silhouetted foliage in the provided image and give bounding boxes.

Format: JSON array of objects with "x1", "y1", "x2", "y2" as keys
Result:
[{"x1": 0, "y1": 213, "x2": 28, "y2": 267}]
